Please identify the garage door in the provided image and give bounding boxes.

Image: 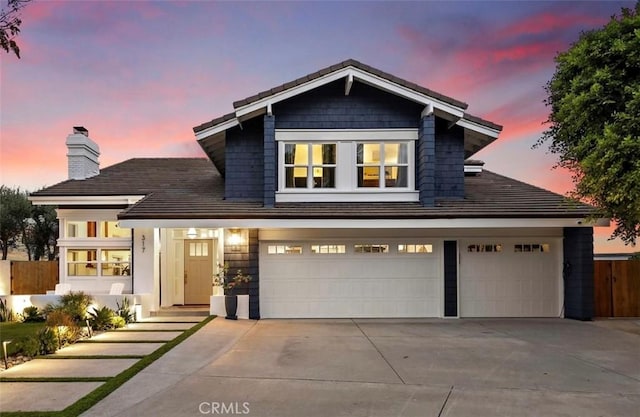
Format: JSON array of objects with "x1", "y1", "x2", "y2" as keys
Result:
[
  {"x1": 260, "y1": 241, "x2": 441, "y2": 318},
  {"x1": 459, "y1": 239, "x2": 561, "y2": 317}
]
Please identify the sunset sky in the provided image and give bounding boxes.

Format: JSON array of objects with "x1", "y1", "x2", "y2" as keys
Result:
[{"x1": 1, "y1": 0, "x2": 636, "y2": 253}]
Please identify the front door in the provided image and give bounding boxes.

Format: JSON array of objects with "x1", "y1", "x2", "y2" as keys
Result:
[{"x1": 184, "y1": 239, "x2": 214, "y2": 304}]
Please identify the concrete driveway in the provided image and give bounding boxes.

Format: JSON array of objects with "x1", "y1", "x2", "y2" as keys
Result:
[{"x1": 83, "y1": 318, "x2": 640, "y2": 417}]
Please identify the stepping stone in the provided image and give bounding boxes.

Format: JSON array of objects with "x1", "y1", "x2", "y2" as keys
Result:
[
  {"x1": 122, "y1": 322, "x2": 194, "y2": 331},
  {"x1": 90, "y1": 331, "x2": 182, "y2": 342},
  {"x1": 139, "y1": 316, "x2": 207, "y2": 323},
  {"x1": 54, "y1": 342, "x2": 163, "y2": 356},
  {"x1": 0, "y1": 382, "x2": 103, "y2": 412},
  {"x1": 0, "y1": 358, "x2": 138, "y2": 378}
]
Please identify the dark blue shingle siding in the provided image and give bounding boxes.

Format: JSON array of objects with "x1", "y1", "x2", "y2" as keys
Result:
[
  {"x1": 435, "y1": 120, "x2": 465, "y2": 199},
  {"x1": 417, "y1": 115, "x2": 435, "y2": 206},
  {"x1": 225, "y1": 119, "x2": 264, "y2": 200},
  {"x1": 274, "y1": 80, "x2": 422, "y2": 129},
  {"x1": 263, "y1": 115, "x2": 276, "y2": 207}
]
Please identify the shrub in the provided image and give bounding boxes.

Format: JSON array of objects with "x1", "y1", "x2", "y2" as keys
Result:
[
  {"x1": 57, "y1": 291, "x2": 93, "y2": 322},
  {"x1": 111, "y1": 316, "x2": 126, "y2": 329},
  {"x1": 0, "y1": 298, "x2": 14, "y2": 322},
  {"x1": 116, "y1": 297, "x2": 135, "y2": 324},
  {"x1": 46, "y1": 309, "x2": 81, "y2": 346},
  {"x1": 22, "y1": 306, "x2": 45, "y2": 323},
  {"x1": 88, "y1": 306, "x2": 116, "y2": 331},
  {"x1": 37, "y1": 327, "x2": 59, "y2": 354},
  {"x1": 15, "y1": 336, "x2": 40, "y2": 357}
]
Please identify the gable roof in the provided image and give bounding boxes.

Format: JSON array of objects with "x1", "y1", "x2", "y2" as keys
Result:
[{"x1": 193, "y1": 59, "x2": 502, "y2": 169}]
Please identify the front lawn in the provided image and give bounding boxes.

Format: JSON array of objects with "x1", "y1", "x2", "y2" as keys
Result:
[{"x1": 0, "y1": 322, "x2": 47, "y2": 356}]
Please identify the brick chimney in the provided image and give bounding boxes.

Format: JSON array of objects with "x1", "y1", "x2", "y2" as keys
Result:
[{"x1": 66, "y1": 126, "x2": 100, "y2": 180}]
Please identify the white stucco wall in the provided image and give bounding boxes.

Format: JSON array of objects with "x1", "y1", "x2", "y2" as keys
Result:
[
  {"x1": 0, "y1": 260, "x2": 10, "y2": 295},
  {"x1": 132, "y1": 227, "x2": 158, "y2": 311}
]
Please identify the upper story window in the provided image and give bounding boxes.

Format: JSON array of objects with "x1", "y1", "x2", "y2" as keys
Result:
[
  {"x1": 357, "y1": 143, "x2": 408, "y2": 188},
  {"x1": 284, "y1": 143, "x2": 336, "y2": 189},
  {"x1": 276, "y1": 129, "x2": 418, "y2": 202},
  {"x1": 67, "y1": 221, "x2": 131, "y2": 238}
]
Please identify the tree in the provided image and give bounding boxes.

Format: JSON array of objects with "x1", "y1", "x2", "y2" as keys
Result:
[
  {"x1": 538, "y1": 3, "x2": 640, "y2": 245},
  {"x1": 0, "y1": 0, "x2": 32, "y2": 58},
  {"x1": 27, "y1": 204, "x2": 59, "y2": 260},
  {"x1": 0, "y1": 186, "x2": 31, "y2": 259}
]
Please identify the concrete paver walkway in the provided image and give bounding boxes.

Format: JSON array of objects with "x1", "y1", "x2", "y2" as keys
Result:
[{"x1": 0, "y1": 315, "x2": 206, "y2": 413}]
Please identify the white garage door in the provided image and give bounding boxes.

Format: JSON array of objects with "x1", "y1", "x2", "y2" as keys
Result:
[
  {"x1": 459, "y1": 239, "x2": 561, "y2": 317},
  {"x1": 260, "y1": 241, "x2": 441, "y2": 318}
]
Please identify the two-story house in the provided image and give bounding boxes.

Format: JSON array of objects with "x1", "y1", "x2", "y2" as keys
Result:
[{"x1": 31, "y1": 60, "x2": 597, "y2": 320}]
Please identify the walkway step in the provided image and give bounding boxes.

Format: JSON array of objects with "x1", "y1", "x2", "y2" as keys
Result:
[
  {"x1": 151, "y1": 307, "x2": 209, "y2": 317},
  {"x1": 88, "y1": 331, "x2": 182, "y2": 342},
  {"x1": 0, "y1": 382, "x2": 103, "y2": 412},
  {"x1": 53, "y1": 342, "x2": 163, "y2": 356},
  {"x1": 0, "y1": 358, "x2": 138, "y2": 378}
]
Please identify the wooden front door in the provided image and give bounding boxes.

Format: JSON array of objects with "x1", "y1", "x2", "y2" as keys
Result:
[{"x1": 184, "y1": 240, "x2": 214, "y2": 304}]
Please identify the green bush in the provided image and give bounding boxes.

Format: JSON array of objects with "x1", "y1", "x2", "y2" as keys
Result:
[
  {"x1": 88, "y1": 306, "x2": 115, "y2": 331},
  {"x1": 22, "y1": 306, "x2": 45, "y2": 322},
  {"x1": 111, "y1": 316, "x2": 126, "y2": 329},
  {"x1": 46, "y1": 309, "x2": 81, "y2": 346},
  {"x1": 116, "y1": 297, "x2": 135, "y2": 324},
  {"x1": 15, "y1": 336, "x2": 40, "y2": 357},
  {"x1": 38, "y1": 326, "x2": 59, "y2": 354},
  {"x1": 0, "y1": 298, "x2": 14, "y2": 322},
  {"x1": 58, "y1": 291, "x2": 94, "y2": 322}
]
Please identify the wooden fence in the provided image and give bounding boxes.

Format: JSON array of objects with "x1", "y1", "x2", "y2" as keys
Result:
[
  {"x1": 594, "y1": 260, "x2": 640, "y2": 317},
  {"x1": 10, "y1": 261, "x2": 59, "y2": 295}
]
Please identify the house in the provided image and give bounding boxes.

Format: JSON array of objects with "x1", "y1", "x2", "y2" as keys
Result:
[{"x1": 30, "y1": 59, "x2": 599, "y2": 320}]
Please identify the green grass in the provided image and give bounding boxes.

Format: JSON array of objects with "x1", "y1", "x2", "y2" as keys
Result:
[
  {"x1": 0, "y1": 322, "x2": 46, "y2": 356},
  {"x1": 0, "y1": 315, "x2": 215, "y2": 417}
]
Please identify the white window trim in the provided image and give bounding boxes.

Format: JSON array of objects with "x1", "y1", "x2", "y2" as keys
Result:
[{"x1": 276, "y1": 129, "x2": 418, "y2": 203}]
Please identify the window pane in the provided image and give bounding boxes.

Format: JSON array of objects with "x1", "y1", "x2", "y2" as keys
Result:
[
  {"x1": 384, "y1": 166, "x2": 407, "y2": 187},
  {"x1": 358, "y1": 166, "x2": 380, "y2": 187},
  {"x1": 286, "y1": 167, "x2": 308, "y2": 188},
  {"x1": 384, "y1": 143, "x2": 408, "y2": 164},
  {"x1": 313, "y1": 167, "x2": 335, "y2": 188},
  {"x1": 67, "y1": 249, "x2": 98, "y2": 276},
  {"x1": 101, "y1": 221, "x2": 131, "y2": 238},
  {"x1": 312, "y1": 144, "x2": 336, "y2": 165},
  {"x1": 357, "y1": 143, "x2": 380, "y2": 164},
  {"x1": 285, "y1": 143, "x2": 308, "y2": 165}
]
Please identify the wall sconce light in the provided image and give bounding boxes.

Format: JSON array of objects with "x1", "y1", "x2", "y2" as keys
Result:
[
  {"x1": 141, "y1": 235, "x2": 146, "y2": 253},
  {"x1": 227, "y1": 229, "x2": 243, "y2": 251},
  {"x1": 187, "y1": 228, "x2": 197, "y2": 239}
]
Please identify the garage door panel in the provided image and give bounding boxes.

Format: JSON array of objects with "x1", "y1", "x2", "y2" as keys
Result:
[
  {"x1": 260, "y1": 240, "x2": 441, "y2": 318},
  {"x1": 460, "y1": 238, "x2": 560, "y2": 317}
]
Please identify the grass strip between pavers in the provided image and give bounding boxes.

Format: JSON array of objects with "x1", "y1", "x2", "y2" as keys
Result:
[
  {"x1": 107, "y1": 329, "x2": 189, "y2": 332},
  {"x1": 38, "y1": 355, "x2": 146, "y2": 359},
  {"x1": 0, "y1": 377, "x2": 109, "y2": 383},
  {"x1": 77, "y1": 340, "x2": 173, "y2": 343},
  {"x1": 0, "y1": 315, "x2": 215, "y2": 417},
  {"x1": 137, "y1": 320, "x2": 202, "y2": 324}
]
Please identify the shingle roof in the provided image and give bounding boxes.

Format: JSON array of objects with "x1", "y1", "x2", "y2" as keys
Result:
[
  {"x1": 232, "y1": 59, "x2": 468, "y2": 111},
  {"x1": 33, "y1": 159, "x2": 592, "y2": 220},
  {"x1": 30, "y1": 158, "x2": 220, "y2": 197},
  {"x1": 95, "y1": 160, "x2": 593, "y2": 219},
  {"x1": 193, "y1": 59, "x2": 502, "y2": 134}
]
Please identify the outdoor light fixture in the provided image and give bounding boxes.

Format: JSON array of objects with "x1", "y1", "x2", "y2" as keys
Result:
[
  {"x1": 141, "y1": 234, "x2": 146, "y2": 252},
  {"x1": 227, "y1": 229, "x2": 243, "y2": 251},
  {"x1": 2, "y1": 340, "x2": 11, "y2": 369},
  {"x1": 85, "y1": 319, "x2": 93, "y2": 338},
  {"x1": 187, "y1": 228, "x2": 197, "y2": 239}
]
